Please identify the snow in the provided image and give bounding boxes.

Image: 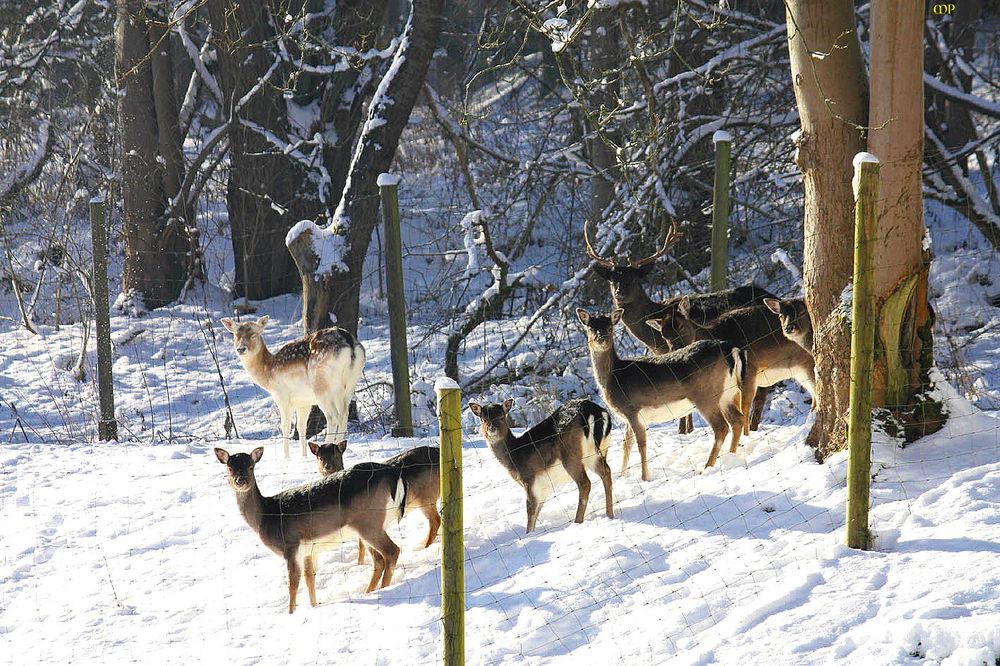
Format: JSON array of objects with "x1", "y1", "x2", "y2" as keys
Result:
[
  {"x1": 377, "y1": 172, "x2": 402, "y2": 187},
  {"x1": 712, "y1": 129, "x2": 733, "y2": 144},
  {"x1": 434, "y1": 376, "x2": 460, "y2": 392}
]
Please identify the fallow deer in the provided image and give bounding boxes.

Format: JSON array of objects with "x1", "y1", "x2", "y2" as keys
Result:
[
  {"x1": 585, "y1": 222, "x2": 773, "y2": 432},
  {"x1": 310, "y1": 442, "x2": 441, "y2": 562},
  {"x1": 221, "y1": 316, "x2": 365, "y2": 458},
  {"x1": 764, "y1": 298, "x2": 813, "y2": 352},
  {"x1": 214, "y1": 447, "x2": 405, "y2": 613},
  {"x1": 576, "y1": 308, "x2": 745, "y2": 479},
  {"x1": 647, "y1": 302, "x2": 816, "y2": 438},
  {"x1": 469, "y1": 398, "x2": 614, "y2": 533}
]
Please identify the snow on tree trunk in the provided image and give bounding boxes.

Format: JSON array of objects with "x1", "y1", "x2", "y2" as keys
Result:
[
  {"x1": 784, "y1": 0, "x2": 868, "y2": 459},
  {"x1": 868, "y1": 0, "x2": 945, "y2": 439},
  {"x1": 286, "y1": 0, "x2": 444, "y2": 335}
]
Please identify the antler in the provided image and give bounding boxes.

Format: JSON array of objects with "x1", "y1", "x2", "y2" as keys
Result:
[
  {"x1": 584, "y1": 221, "x2": 617, "y2": 269},
  {"x1": 628, "y1": 222, "x2": 681, "y2": 268}
]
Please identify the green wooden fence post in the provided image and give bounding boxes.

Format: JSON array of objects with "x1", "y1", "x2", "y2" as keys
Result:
[
  {"x1": 90, "y1": 196, "x2": 118, "y2": 441},
  {"x1": 846, "y1": 153, "x2": 880, "y2": 550},
  {"x1": 380, "y1": 173, "x2": 414, "y2": 437},
  {"x1": 711, "y1": 130, "x2": 733, "y2": 292},
  {"x1": 436, "y1": 377, "x2": 464, "y2": 666}
]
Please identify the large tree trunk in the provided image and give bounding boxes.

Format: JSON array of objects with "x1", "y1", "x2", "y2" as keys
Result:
[
  {"x1": 287, "y1": 0, "x2": 444, "y2": 336},
  {"x1": 207, "y1": 0, "x2": 316, "y2": 300},
  {"x1": 116, "y1": 0, "x2": 189, "y2": 308},
  {"x1": 785, "y1": 0, "x2": 868, "y2": 459},
  {"x1": 868, "y1": 0, "x2": 945, "y2": 439}
]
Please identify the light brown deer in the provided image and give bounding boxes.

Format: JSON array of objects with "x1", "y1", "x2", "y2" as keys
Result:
[
  {"x1": 647, "y1": 302, "x2": 816, "y2": 438},
  {"x1": 310, "y1": 442, "x2": 441, "y2": 562},
  {"x1": 469, "y1": 398, "x2": 614, "y2": 533},
  {"x1": 214, "y1": 447, "x2": 405, "y2": 613},
  {"x1": 577, "y1": 308, "x2": 745, "y2": 479},
  {"x1": 585, "y1": 222, "x2": 774, "y2": 432},
  {"x1": 221, "y1": 316, "x2": 365, "y2": 458}
]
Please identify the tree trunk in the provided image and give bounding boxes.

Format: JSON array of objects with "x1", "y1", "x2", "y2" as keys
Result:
[
  {"x1": 785, "y1": 0, "x2": 868, "y2": 459},
  {"x1": 207, "y1": 0, "x2": 316, "y2": 300},
  {"x1": 868, "y1": 0, "x2": 945, "y2": 439},
  {"x1": 287, "y1": 0, "x2": 444, "y2": 336},
  {"x1": 116, "y1": 0, "x2": 188, "y2": 308}
]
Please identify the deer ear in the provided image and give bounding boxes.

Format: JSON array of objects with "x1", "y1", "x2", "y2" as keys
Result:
[
  {"x1": 645, "y1": 318, "x2": 663, "y2": 332},
  {"x1": 575, "y1": 308, "x2": 590, "y2": 326},
  {"x1": 220, "y1": 318, "x2": 236, "y2": 333},
  {"x1": 469, "y1": 402, "x2": 482, "y2": 416},
  {"x1": 502, "y1": 398, "x2": 514, "y2": 413},
  {"x1": 677, "y1": 296, "x2": 692, "y2": 318},
  {"x1": 337, "y1": 440, "x2": 347, "y2": 453},
  {"x1": 214, "y1": 448, "x2": 230, "y2": 464},
  {"x1": 308, "y1": 441, "x2": 320, "y2": 457},
  {"x1": 256, "y1": 315, "x2": 270, "y2": 328},
  {"x1": 610, "y1": 308, "x2": 623, "y2": 325},
  {"x1": 763, "y1": 298, "x2": 781, "y2": 315},
  {"x1": 250, "y1": 447, "x2": 264, "y2": 463}
]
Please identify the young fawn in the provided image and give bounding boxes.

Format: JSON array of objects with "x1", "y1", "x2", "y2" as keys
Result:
[
  {"x1": 469, "y1": 398, "x2": 614, "y2": 533},
  {"x1": 577, "y1": 308, "x2": 745, "y2": 479},
  {"x1": 310, "y1": 442, "x2": 441, "y2": 562},
  {"x1": 215, "y1": 447, "x2": 405, "y2": 613},
  {"x1": 221, "y1": 316, "x2": 365, "y2": 458},
  {"x1": 647, "y1": 302, "x2": 816, "y2": 436},
  {"x1": 764, "y1": 298, "x2": 813, "y2": 352}
]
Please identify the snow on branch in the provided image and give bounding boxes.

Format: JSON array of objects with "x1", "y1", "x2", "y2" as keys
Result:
[
  {"x1": 0, "y1": 120, "x2": 53, "y2": 206},
  {"x1": 923, "y1": 74, "x2": 1000, "y2": 120}
]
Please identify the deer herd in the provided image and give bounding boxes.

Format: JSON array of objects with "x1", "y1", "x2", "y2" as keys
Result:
[{"x1": 214, "y1": 223, "x2": 816, "y2": 613}]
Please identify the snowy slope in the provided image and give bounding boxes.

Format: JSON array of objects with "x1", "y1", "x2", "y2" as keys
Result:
[{"x1": 3, "y1": 376, "x2": 1000, "y2": 665}]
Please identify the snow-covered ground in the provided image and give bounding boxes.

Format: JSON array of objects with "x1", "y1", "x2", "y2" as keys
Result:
[{"x1": 3, "y1": 356, "x2": 1000, "y2": 664}]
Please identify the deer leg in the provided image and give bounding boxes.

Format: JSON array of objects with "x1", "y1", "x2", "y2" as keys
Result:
[
  {"x1": 303, "y1": 555, "x2": 318, "y2": 607},
  {"x1": 750, "y1": 387, "x2": 768, "y2": 431},
  {"x1": 422, "y1": 505, "x2": 442, "y2": 548},
  {"x1": 628, "y1": 416, "x2": 651, "y2": 482},
  {"x1": 702, "y1": 409, "x2": 731, "y2": 469},
  {"x1": 285, "y1": 554, "x2": 302, "y2": 614},
  {"x1": 740, "y1": 371, "x2": 759, "y2": 437},
  {"x1": 724, "y1": 401, "x2": 744, "y2": 455},
  {"x1": 525, "y1": 484, "x2": 543, "y2": 533},
  {"x1": 318, "y1": 400, "x2": 344, "y2": 444},
  {"x1": 620, "y1": 423, "x2": 636, "y2": 478},
  {"x1": 363, "y1": 532, "x2": 400, "y2": 590},
  {"x1": 593, "y1": 452, "x2": 615, "y2": 518},
  {"x1": 295, "y1": 406, "x2": 311, "y2": 457},
  {"x1": 357, "y1": 539, "x2": 365, "y2": 565},
  {"x1": 277, "y1": 404, "x2": 292, "y2": 459},
  {"x1": 562, "y1": 455, "x2": 592, "y2": 524},
  {"x1": 364, "y1": 546, "x2": 385, "y2": 593}
]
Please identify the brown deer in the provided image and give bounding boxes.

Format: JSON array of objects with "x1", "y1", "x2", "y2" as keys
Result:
[
  {"x1": 576, "y1": 308, "x2": 745, "y2": 479},
  {"x1": 310, "y1": 442, "x2": 441, "y2": 563},
  {"x1": 469, "y1": 398, "x2": 614, "y2": 533},
  {"x1": 214, "y1": 447, "x2": 405, "y2": 613},
  {"x1": 647, "y1": 302, "x2": 816, "y2": 437},
  {"x1": 585, "y1": 222, "x2": 774, "y2": 432},
  {"x1": 221, "y1": 316, "x2": 365, "y2": 458},
  {"x1": 764, "y1": 298, "x2": 813, "y2": 352}
]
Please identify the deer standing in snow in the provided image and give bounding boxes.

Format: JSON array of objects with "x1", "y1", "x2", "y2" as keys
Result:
[
  {"x1": 215, "y1": 447, "x2": 405, "y2": 613},
  {"x1": 221, "y1": 316, "x2": 365, "y2": 458}
]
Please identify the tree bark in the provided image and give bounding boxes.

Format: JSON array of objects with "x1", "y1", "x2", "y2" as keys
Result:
[
  {"x1": 785, "y1": 0, "x2": 868, "y2": 459},
  {"x1": 868, "y1": 0, "x2": 944, "y2": 439},
  {"x1": 288, "y1": 0, "x2": 444, "y2": 336},
  {"x1": 116, "y1": 0, "x2": 188, "y2": 308}
]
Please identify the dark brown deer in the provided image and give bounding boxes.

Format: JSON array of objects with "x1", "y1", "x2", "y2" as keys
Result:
[
  {"x1": 764, "y1": 298, "x2": 813, "y2": 352},
  {"x1": 577, "y1": 308, "x2": 745, "y2": 479},
  {"x1": 469, "y1": 398, "x2": 614, "y2": 533},
  {"x1": 310, "y1": 442, "x2": 441, "y2": 563},
  {"x1": 214, "y1": 447, "x2": 405, "y2": 613},
  {"x1": 647, "y1": 302, "x2": 816, "y2": 437},
  {"x1": 585, "y1": 223, "x2": 774, "y2": 431},
  {"x1": 220, "y1": 317, "x2": 365, "y2": 458}
]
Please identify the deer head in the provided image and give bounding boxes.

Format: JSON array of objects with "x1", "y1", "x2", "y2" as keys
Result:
[
  {"x1": 586, "y1": 222, "x2": 680, "y2": 305},
  {"x1": 215, "y1": 447, "x2": 264, "y2": 492},
  {"x1": 220, "y1": 316, "x2": 270, "y2": 357},
  {"x1": 308, "y1": 440, "x2": 348, "y2": 477},
  {"x1": 576, "y1": 308, "x2": 622, "y2": 351},
  {"x1": 469, "y1": 399, "x2": 514, "y2": 441}
]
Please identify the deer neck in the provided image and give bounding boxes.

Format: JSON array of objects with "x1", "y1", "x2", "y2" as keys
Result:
[
  {"x1": 240, "y1": 345, "x2": 276, "y2": 388},
  {"x1": 234, "y1": 483, "x2": 267, "y2": 535},
  {"x1": 588, "y1": 343, "x2": 619, "y2": 392},
  {"x1": 616, "y1": 291, "x2": 670, "y2": 353},
  {"x1": 486, "y1": 429, "x2": 525, "y2": 479}
]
